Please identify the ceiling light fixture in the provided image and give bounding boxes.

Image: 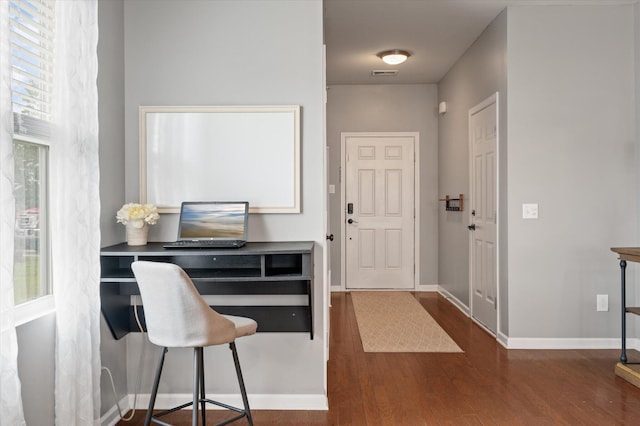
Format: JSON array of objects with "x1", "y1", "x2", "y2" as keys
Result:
[{"x1": 377, "y1": 49, "x2": 411, "y2": 65}]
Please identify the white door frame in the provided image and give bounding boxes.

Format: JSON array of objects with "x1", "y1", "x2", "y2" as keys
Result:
[
  {"x1": 339, "y1": 132, "x2": 420, "y2": 291},
  {"x1": 468, "y1": 92, "x2": 500, "y2": 337},
  {"x1": 321, "y1": 45, "x2": 330, "y2": 373}
]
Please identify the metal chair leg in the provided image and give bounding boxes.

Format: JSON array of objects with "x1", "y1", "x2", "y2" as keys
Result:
[
  {"x1": 192, "y1": 348, "x2": 200, "y2": 426},
  {"x1": 199, "y1": 348, "x2": 206, "y2": 426},
  {"x1": 230, "y1": 342, "x2": 253, "y2": 426},
  {"x1": 145, "y1": 347, "x2": 168, "y2": 426},
  {"x1": 145, "y1": 344, "x2": 251, "y2": 426}
]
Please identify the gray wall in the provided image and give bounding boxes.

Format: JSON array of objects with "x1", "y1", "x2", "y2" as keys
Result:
[
  {"x1": 438, "y1": 4, "x2": 638, "y2": 342},
  {"x1": 506, "y1": 5, "x2": 637, "y2": 340},
  {"x1": 326, "y1": 84, "x2": 439, "y2": 288},
  {"x1": 121, "y1": 0, "x2": 326, "y2": 399},
  {"x1": 437, "y1": 10, "x2": 508, "y2": 326},
  {"x1": 98, "y1": 0, "x2": 127, "y2": 417},
  {"x1": 98, "y1": 0, "x2": 125, "y2": 248},
  {"x1": 635, "y1": 3, "x2": 640, "y2": 332},
  {"x1": 637, "y1": 2, "x2": 640, "y2": 253}
]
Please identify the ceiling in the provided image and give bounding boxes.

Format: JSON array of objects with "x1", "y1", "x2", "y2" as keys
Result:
[{"x1": 323, "y1": 0, "x2": 631, "y2": 85}]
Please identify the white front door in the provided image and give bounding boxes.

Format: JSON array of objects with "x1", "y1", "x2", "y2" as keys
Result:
[
  {"x1": 469, "y1": 94, "x2": 499, "y2": 334},
  {"x1": 343, "y1": 133, "x2": 415, "y2": 290}
]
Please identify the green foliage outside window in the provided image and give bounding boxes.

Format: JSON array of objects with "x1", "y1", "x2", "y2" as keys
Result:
[{"x1": 13, "y1": 140, "x2": 48, "y2": 304}]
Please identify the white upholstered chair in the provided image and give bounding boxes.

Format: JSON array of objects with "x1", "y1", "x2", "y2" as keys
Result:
[{"x1": 131, "y1": 261, "x2": 257, "y2": 426}]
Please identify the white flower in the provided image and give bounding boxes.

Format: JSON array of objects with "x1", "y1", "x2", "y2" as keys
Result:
[{"x1": 116, "y1": 203, "x2": 160, "y2": 227}]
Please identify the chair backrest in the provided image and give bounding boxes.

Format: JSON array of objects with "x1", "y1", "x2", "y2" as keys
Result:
[{"x1": 131, "y1": 261, "x2": 236, "y2": 347}]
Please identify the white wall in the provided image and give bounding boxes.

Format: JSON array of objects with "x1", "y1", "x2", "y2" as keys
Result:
[
  {"x1": 506, "y1": 5, "x2": 637, "y2": 341},
  {"x1": 326, "y1": 84, "x2": 439, "y2": 288},
  {"x1": 121, "y1": 0, "x2": 326, "y2": 405}
]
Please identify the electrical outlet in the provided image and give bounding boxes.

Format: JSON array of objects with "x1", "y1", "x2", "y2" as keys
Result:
[{"x1": 597, "y1": 294, "x2": 608, "y2": 312}]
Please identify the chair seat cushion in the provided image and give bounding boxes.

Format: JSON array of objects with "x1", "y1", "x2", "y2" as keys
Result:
[{"x1": 224, "y1": 315, "x2": 258, "y2": 337}]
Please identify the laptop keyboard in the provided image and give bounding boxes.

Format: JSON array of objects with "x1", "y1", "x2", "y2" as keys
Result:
[{"x1": 164, "y1": 240, "x2": 244, "y2": 248}]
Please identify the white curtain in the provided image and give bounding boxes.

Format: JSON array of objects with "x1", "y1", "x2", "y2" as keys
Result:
[
  {"x1": 51, "y1": 1, "x2": 101, "y2": 425},
  {"x1": 0, "y1": 1, "x2": 27, "y2": 425}
]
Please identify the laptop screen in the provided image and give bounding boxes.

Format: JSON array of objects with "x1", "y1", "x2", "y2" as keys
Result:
[{"x1": 177, "y1": 201, "x2": 249, "y2": 241}]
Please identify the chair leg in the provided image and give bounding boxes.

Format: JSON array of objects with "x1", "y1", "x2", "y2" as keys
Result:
[
  {"x1": 199, "y1": 348, "x2": 206, "y2": 426},
  {"x1": 229, "y1": 342, "x2": 253, "y2": 426},
  {"x1": 192, "y1": 348, "x2": 201, "y2": 426},
  {"x1": 145, "y1": 347, "x2": 168, "y2": 426}
]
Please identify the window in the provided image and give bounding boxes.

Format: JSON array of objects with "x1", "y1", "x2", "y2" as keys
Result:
[
  {"x1": 13, "y1": 140, "x2": 49, "y2": 304},
  {"x1": 9, "y1": 0, "x2": 54, "y2": 305}
]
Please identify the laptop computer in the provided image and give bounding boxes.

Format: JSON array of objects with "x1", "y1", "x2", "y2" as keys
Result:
[{"x1": 163, "y1": 201, "x2": 248, "y2": 249}]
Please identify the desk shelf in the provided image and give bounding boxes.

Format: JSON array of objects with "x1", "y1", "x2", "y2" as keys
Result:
[
  {"x1": 612, "y1": 247, "x2": 640, "y2": 388},
  {"x1": 101, "y1": 241, "x2": 314, "y2": 340},
  {"x1": 612, "y1": 247, "x2": 634, "y2": 365}
]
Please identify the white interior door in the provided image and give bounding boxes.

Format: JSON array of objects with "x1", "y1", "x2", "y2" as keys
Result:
[
  {"x1": 469, "y1": 94, "x2": 498, "y2": 334},
  {"x1": 343, "y1": 133, "x2": 415, "y2": 290}
]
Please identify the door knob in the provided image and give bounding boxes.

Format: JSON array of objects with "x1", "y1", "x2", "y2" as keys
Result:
[
  {"x1": 348, "y1": 218, "x2": 358, "y2": 224},
  {"x1": 468, "y1": 224, "x2": 476, "y2": 231}
]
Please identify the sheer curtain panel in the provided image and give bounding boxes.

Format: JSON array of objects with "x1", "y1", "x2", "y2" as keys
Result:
[
  {"x1": 0, "y1": 1, "x2": 27, "y2": 425},
  {"x1": 51, "y1": 1, "x2": 101, "y2": 425}
]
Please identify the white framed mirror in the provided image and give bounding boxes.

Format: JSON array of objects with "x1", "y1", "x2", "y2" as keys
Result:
[{"x1": 139, "y1": 105, "x2": 300, "y2": 213}]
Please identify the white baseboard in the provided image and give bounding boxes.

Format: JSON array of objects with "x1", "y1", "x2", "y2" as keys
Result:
[
  {"x1": 101, "y1": 393, "x2": 327, "y2": 425},
  {"x1": 431, "y1": 288, "x2": 637, "y2": 352},
  {"x1": 497, "y1": 331, "x2": 509, "y2": 348},
  {"x1": 437, "y1": 287, "x2": 470, "y2": 317},
  {"x1": 100, "y1": 395, "x2": 131, "y2": 426},
  {"x1": 133, "y1": 393, "x2": 328, "y2": 411},
  {"x1": 626, "y1": 339, "x2": 640, "y2": 352},
  {"x1": 503, "y1": 337, "x2": 640, "y2": 350},
  {"x1": 416, "y1": 284, "x2": 438, "y2": 292}
]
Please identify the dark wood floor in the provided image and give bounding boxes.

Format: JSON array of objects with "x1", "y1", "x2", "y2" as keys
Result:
[{"x1": 118, "y1": 292, "x2": 640, "y2": 425}]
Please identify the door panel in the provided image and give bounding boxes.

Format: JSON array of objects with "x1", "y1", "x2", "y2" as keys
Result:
[
  {"x1": 470, "y1": 95, "x2": 498, "y2": 334},
  {"x1": 345, "y1": 134, "x2": 415, "y2": 289},
  {"x1": 385, "y1": 229, "x2": 402, "y2": 268},
  {"x1": 359, "y1": 170, "x2": 375, "y2": 215},
  {"x1": 359, "y1": 229, "x2": 375, "y2": 268},
  {"x1": 386, "y1": 170, "x2": 402, "y2": 215}
]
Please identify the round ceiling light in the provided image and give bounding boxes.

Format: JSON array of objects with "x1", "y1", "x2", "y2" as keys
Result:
[{"x1": 377, "y1": 49, "x2": 411, "y2": 65}]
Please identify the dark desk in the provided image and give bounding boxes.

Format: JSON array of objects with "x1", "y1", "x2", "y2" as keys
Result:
[{"x1": 101, "y1": 241, "x2": 314, "y2": 340}]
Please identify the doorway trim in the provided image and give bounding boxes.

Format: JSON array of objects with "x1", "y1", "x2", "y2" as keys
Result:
[
  {"x1": 468, "y1": 92, "x2": 500, "y2": 337},
  {"x1": 339, "y1": 132, "x2": 420, "y2": 291}
]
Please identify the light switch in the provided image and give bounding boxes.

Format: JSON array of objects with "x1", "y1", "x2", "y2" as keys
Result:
[
  {"x1": 597, "y1": 294, "x2": 609, "y2": 312},
  {"x1": 328, "y1": 184, "x2": 335, "y2": 194},
  {"x1": 522, "y1": 203, "x2": 538, "y2": 219}
]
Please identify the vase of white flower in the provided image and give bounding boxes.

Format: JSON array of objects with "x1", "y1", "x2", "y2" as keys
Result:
[
  {"x1": 116, "y1": 203, "x2": 160, "y2": 246},
  {"x1": 126, "y1": 222, "x2": 149, "y2": 246}
]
